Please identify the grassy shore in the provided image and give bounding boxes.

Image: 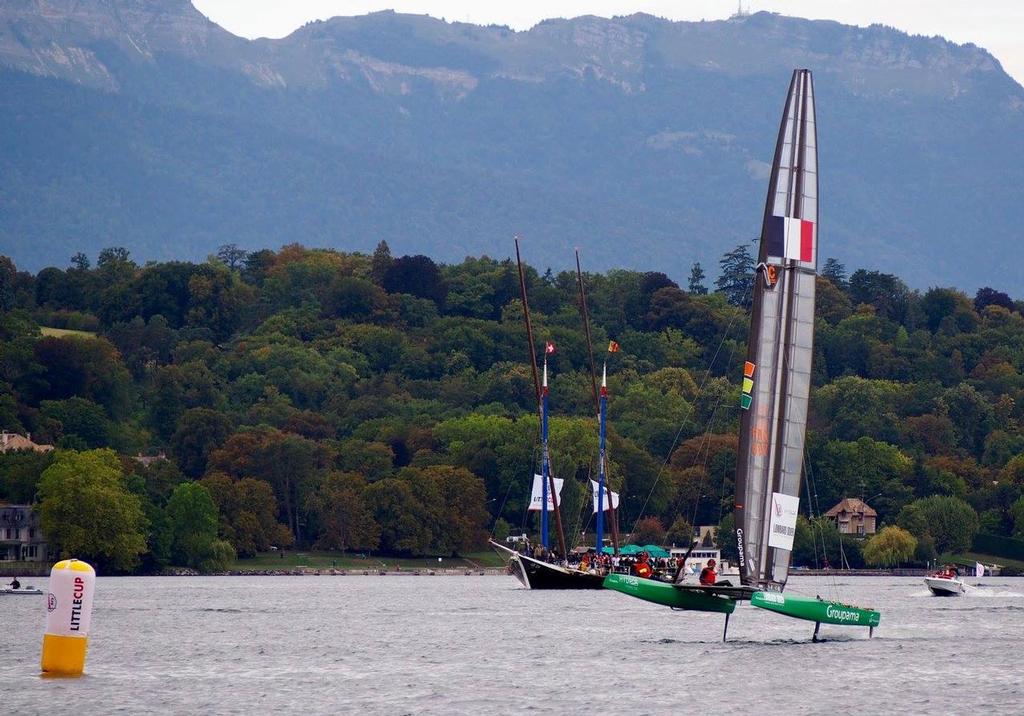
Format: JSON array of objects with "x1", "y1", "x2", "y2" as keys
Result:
[
  {"x1": 940, "y1": 551, "x2": 1024, "y2": 574},
  {"x1": 40, "y1": 326, "x2": 96, "y2": 338},
  {"x1": 230, "y1": 549, "x2": 505, "y2": 572}
]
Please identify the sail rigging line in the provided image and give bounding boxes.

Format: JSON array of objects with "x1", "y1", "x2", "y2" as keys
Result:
[
  {"x1": 623, "y1": 280, "x2": 753, "y2": 539},
  {"x1": 514, "y1": 238, "x2": 567, "y2": 557}
]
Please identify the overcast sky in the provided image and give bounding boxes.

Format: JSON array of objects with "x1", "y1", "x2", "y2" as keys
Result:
[{"x1": 193, "y1": 1, "x2": 1024, "y2": 85}]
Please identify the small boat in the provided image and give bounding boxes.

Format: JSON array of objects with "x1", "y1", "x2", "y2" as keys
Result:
[
  {"x1": 924, "y1": 569, "x2": 965, "y2": 596},
  {"x1": 0, "y1": 585, "x2": 43, "y2": 595}
]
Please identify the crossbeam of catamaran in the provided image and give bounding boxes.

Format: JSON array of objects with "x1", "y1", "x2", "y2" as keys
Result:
[{"x1": 604, "y1": 69, "x2": 882, "y2": 642}]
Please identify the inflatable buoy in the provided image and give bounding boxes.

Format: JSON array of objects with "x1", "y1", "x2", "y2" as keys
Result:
[{"x1": 41, "y1": 559, "x2": 95, "y2": 676}]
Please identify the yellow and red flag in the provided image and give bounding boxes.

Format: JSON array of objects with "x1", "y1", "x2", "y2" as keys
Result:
[{"x1": 608, "y1": 340, "x2": 620, "y2": 353}]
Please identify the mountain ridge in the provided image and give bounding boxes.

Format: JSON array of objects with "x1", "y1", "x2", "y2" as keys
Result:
[{"x1": 1, "y1": 3, "x2": 1022, "y2": 290}]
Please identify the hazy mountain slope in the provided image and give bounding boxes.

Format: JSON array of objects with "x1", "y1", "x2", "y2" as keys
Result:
[{"x1": 1, "y1": 2, "x2": 1022, "y2": 289}]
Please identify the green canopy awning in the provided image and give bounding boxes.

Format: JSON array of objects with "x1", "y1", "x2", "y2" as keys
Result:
[
  {"x1": 601, "y1": 544, "x2": 667, "y2": 556},
  {"x1": 642, "y1": 544, "x2": 671, "y2": 558}
]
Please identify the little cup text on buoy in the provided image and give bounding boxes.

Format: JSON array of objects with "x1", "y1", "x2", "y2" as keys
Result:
[{"x1": 41, "y1": 559, "x2": 96, "y2": 676}]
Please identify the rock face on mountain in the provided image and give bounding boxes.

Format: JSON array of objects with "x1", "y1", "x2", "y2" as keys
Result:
[{"x1": 1, "y1": 2, "x2": 1022, "y2": 289}]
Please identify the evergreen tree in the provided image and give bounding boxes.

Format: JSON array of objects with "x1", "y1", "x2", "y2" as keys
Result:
[
  {"x1": 687, "y1": 262, "x2": 708, "y2": 295},
  {"x1": 370, "y1": 240, "x2": 393, "y2": 286},
  {"x1": 714, "y1": 244, "x2": 754, "y2": 308},
  {"x1": 821, "y1": 257, "x2": 847, "y2": 289}
]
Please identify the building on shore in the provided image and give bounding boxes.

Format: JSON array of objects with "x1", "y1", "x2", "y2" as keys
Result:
[
  {"x1": 824, "y1": 498, "x2": 878, "y2": 536},
  {"x1": 0, "y1": 431, "x2": 54, "y2": 453},
  {"x1": 0, "y1": 504, "x2": 48, "y2": 562}
]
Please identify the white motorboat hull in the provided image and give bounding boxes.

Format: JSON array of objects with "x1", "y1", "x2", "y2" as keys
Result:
[
  {"x1": 0, "y1": 587, "x2": 43, "y2": 595},
  {"x1": 924, "y1": 577, "x2": 965, "y2": 596}
]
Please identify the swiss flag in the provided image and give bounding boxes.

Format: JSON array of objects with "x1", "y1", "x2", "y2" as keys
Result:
[{"x1": 545, "y1": 342, "x2": 556, "y2": 354}]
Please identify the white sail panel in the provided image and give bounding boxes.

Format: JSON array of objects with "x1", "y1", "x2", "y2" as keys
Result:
[
  {"x1": 589, "y1": 480, "x2": 620, "y2": 513},
  {"x1": 767, "y1": 493, "x2": 800, "y2": 551},
  {"x1": 528, "y1": 474, "x2": 564, "y2": 511}
]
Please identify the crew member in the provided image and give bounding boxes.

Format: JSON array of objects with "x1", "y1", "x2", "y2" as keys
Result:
[
  {"x1": 9, "y1": 577, "x2": 20, "y2": 590},
  {"x1": 699, "y1": 559, "x2": 717, "y2": 586},
  {"x1": 635, "y1": 552, "x2": 653, "y2": 578}
]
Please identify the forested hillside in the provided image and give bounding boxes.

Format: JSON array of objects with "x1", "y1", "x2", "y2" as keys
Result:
[
  {"x1": 2, "y1": 244, "x2": 1023, "y2": 573},
  {"x1": 3, "y1": 3, "x2": 1024, "y2": 289}
]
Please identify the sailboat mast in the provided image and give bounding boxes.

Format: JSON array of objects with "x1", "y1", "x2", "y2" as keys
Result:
[
  {"x1": 576, "y1": 251, "x2": 600, "y2": 412},
  {"x1": 597, "y1": 363, "x2": 608, "y2": 554},
  {"x1": 576, "y1": 251, "x2": 620, "y2": 553},
  {"x1": 515, "y1": 238, "x2": 541, "y2": 403},
  {"x1": 515, "y1": 239, "x2": 567, "y2": 557},
  {"x1": 542, "y1": 358, "x2": 551, "y2": 548}
]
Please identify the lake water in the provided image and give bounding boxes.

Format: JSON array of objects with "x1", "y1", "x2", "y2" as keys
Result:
[{"x1": 2, "y1": 575, "x2": 1022, "y2": 714}]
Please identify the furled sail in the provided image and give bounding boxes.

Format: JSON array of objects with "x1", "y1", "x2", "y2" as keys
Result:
[{"x1": 734, "y1": 69, "x2": 818, "y2": 590}]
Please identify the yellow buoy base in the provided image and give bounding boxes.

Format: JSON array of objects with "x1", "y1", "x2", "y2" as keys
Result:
[{"x1": 41, "y1": 633, "x2": 89, "y2": 675}]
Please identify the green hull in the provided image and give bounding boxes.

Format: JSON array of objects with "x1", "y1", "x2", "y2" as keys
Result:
[
  {"x1": 604, "y1": 574, "x2": 736, "y2": 614},
  {"x1": 751, "y1": 591, "x2": 880, "y2": 627}
]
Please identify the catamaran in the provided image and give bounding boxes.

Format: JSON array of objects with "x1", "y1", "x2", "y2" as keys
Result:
[{"x1": 605, "y1": 69, "x2": 882, "y2": 641}]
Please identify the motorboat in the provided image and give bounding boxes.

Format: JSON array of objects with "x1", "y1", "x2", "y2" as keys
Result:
[
  {"x1": 1, "y1": 585, "x2": 43, "y2": 595},
  {"x1": 924, "y1": 570, "x2": 965, "y2": 596}
]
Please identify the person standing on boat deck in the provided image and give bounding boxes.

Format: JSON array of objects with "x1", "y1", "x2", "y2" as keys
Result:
[{"x1": 9, "y1": 577, "x2": 20, "y2": 590}]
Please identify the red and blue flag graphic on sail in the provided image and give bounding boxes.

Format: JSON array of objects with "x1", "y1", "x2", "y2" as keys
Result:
[{"x1": 766, "y1": 214, "x2": 815, "y2": 263}]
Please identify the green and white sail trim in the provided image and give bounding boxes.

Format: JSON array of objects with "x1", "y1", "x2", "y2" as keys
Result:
[{"x1": 734, "y1": 69, "x2": 818, "y2": 591}]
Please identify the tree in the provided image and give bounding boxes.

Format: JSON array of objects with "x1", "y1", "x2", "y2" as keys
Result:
[
  {"x1": 974, "y1": 287, "x2": 1014, "y2": 313},
  {"x1": 370, "y1": 240, "x2": 393, "y2": 285},
  {"x1": 365, "y1": 478, "x2": 432, "y2": 555},
  {"x1": 217, "y1": 243, "x2": 248, "y2": 270},
  {"x1": 382, "y1": 255, "x2": 447, "y2": 306},
  {"x1": 633, "y1": 516, "x2": 666, "y2": 545},
  {"x1": 848, "y1": 269, "x2": 913, "y2": 324},
  {"x1": 687, "y1": 263, "x2": 707, "y2": 295},
  {"x1": 0, "y1": 449, "x2": 54, "y2": 504},
  {"x1": 665, "y1": 516, "x2": 694, "y2": 547},
  {"x1": 37, "y1": 449, "x2": 148, "y2": 573},
  {"x1": 821, "y1": 258, "x2": 847, "y2": 289},
  {"x1": 170, "y1": 408, "x2": 233, "y2": 479},
  {"x1": 1011, "y1": 497, "x2": 1024, "y2": 540},
  {"x1": 0, "y1": 256, "x2": 15, "y2": 312},
  {"x1": 714, "y1": 244, "x2": 754, "y2": 308},
  {"x1": 201, "y1": 473, "x2": 291, "y2": 556},
  {"x1": 307, "y1": 471, "x2": 380, "y2": 552},
  {"x1": 862, "y1": 526, "x2": 917, "y2": 567},
  {"x1": 166, "y1": 481, "x2": 235, "y2": 572},
  {"x1": 208, "y1": 428, "x2": 322, "y2": 542},
  {"x1": 896, "y1": 495, "x2": 979, "y2": 554}
]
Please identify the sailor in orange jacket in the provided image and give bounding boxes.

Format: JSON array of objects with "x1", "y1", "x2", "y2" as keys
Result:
[{"x1": 699, "y1": 558, "x2": 718, "y2": 586}]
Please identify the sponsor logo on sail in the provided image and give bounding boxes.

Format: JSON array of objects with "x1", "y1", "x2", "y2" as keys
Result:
[{"x1": 735, "y1": 528, "x2": 745, "y2": 568}]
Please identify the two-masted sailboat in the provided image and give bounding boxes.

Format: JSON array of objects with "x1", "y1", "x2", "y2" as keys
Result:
[
  {"x1": 488, "y1": 241, "x2": 607, "y2": 589},
  {"x1": 605, "y1": 69, "x2": 882, "y2": 640}
]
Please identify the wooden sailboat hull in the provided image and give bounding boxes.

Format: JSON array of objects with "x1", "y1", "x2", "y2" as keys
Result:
[
  {"x1": 603, "y1": 574, "x2": 737, "y2": 614},
  {"x1": 750, "y1": 591, "x2": 880, "y2": 627},
  {"x1": 489, "y1": 540, "x2": 605, "y2": 590}
]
